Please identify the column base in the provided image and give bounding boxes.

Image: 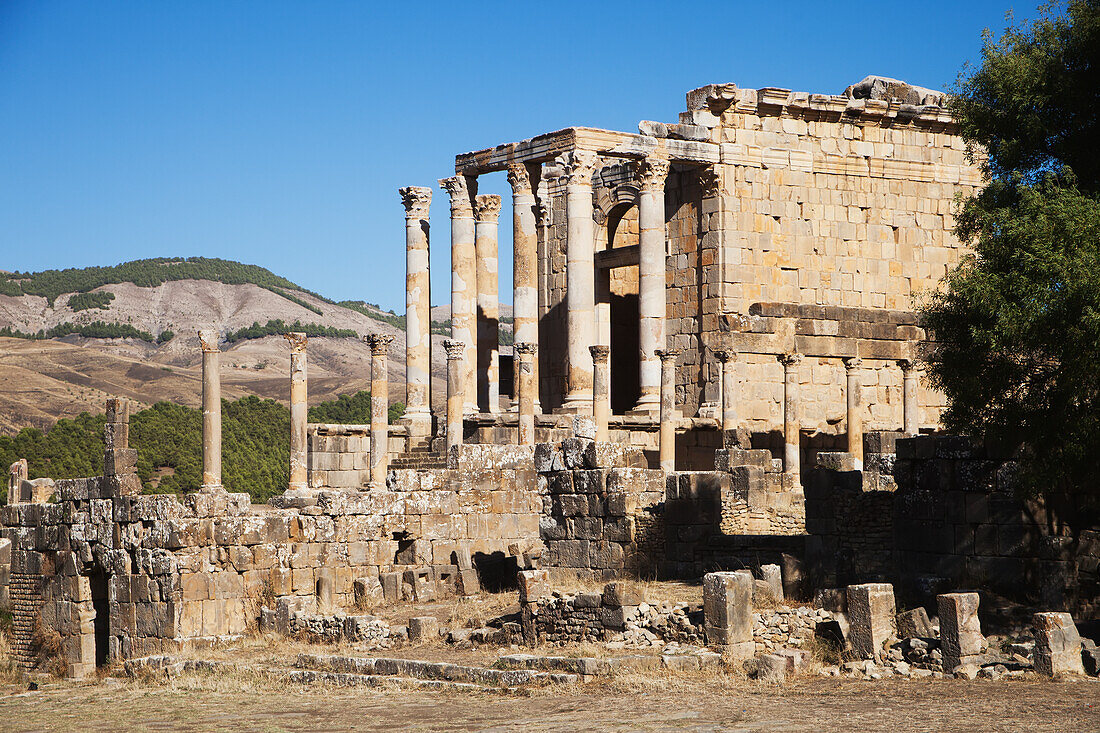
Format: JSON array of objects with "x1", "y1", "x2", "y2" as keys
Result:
[{"x1": 631, "y1": 393, "x2": 660, "y2": 414}]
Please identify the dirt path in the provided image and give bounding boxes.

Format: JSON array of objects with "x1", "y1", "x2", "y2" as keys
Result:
[{"x1": 2, "y1": 675, "x2": 1096, "y2": 732}]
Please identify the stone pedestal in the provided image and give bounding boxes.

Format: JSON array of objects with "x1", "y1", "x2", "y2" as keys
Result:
[
  {"x1": 846, "y1": 583, "x2": 896, "y2": 660},
  {"x1": 399, "y1": 186, "x2": 433, "y2": 440},
  {"x1": 474, "y1": 194, "x2": 501, "y2": 413},
  {"x1": 589, "y1": 345, "x2": 610, "y2": 442},
  {"x1": 366, "y1": 334, "x2": 394, "y2": 488},
  {"x1": 656, "y1": 348, "x2": 680, "y2": 472},
  {"x1": 440, "y1": 175, "x2": 478, "y2": 413},
  {"x1": 634, "y1": 152, "x2": 670, "y2": 413},
  {"x1": 284, "y1": 332, "x2": 309, "y2": 492},
  {"x1": 443, "y1": 339, "x2": 466, "y2": 450},
  {"x1": 778, "y1": 353, "x2": 803, "y2": 482},
  {"x1": 508, "y1": 162, "x2": 541, "y2": 412},
  {"x1": 1033, "y1": 612, "x2": 1085, "y2": 676},
  {"x1": 515, "y1": 343, "x2": 537, "y2": 446},
  {"x1": 561, "y1": 149, "x2": 598, "y2": 412},
  {"x1": 703, "y1": 570, "x2": 754, "y2": 658},
  {"x1": 938, "y1": 592, "x2": 983, "y2": 672},
  {"x1": 198, "y1": 329, "x2": 222, "y2": 490},
  {"x1": 843, "y1": 357, "x2": 863, "y2": 471}
]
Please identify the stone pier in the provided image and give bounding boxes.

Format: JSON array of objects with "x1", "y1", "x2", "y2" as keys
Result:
[
  {"x1": 366, "y1": 334, "x2": 393, "y2": 488},
  {"x1": 635, "y1": 152, "x2": 670, "y2": 413},
  {"x1": 589, "y1": 345, "x2": 610, "y2": 442},
  {"x1": 399, "y1": 186, "x2": 432, "y2": 440},
  {"x1": 440, "y1": 175, "x2": 478, "y2": 413},
  {"x1": 285, "y1": 332, "x2": 309, "y2": 492},
  {"x1": 444, "y1": 339, "x2": 465, "y2": 450},
  {"x1": 515, "y1": 342, "x2": 536, "y2": 446},
  {"x1": 715, "y1": 348, "x2": 737, "y2": 447},
  {"x1": 198, "y1": 329, "x2": 221, "y2": 490},
  {"x1": 938, "y1": 592, "x2": 983, "y2": 673},
  {"x1": 843, "y1": 357, "x2": 863, "y2": 471},
  {"x1": 703, "y1": 570, "x2": 754, "y2": 658},
  {"x1": 508, "y1": 161, "x2": 540, "y2": 411},
  {"x1": 656, "y1": 348, "x2": 680, "y2": 472},
  {"x1": 898, "y1": 359, "x2": 920, "y2": 435},
  {"x1": 561, "y1": 149, "x2": 598, "y2": 412},
  {"x1": 778, "y1": 353, "x2": 803, "y2": 482},
  {"x1": 474, "y1": 194, "x2": 501, "y2": 413}
]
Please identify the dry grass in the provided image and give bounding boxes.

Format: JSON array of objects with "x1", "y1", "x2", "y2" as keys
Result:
[{"x1": 0, "y1": 627, "x2": 25, "y2": 686}]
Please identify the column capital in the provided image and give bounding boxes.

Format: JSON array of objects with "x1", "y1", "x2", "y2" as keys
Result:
[
  {"x1": 284, "y1": 332, "x2": 308, "y2": 353},
  {"x1": 778, "y1": 352, "x2": 803, "y2": 367},
  {"x1": 655, "y1": 348, "x2": 681, "y2": 363},
  {"x1": 897, "y1": 358, "x2": 923, "y2": 373},
  {"x1": 443, "y1": 339, "x2": 465, "y2": 360},
  {"x1": 561, "y1": 149, "x2": 599, "y2": 187},
  {"x1": 589, "y1": 344, "x2": 610, "y2": 363},
  {"x1": 507, "y1": 161, "x2": 533, "y2": 195},
  {"x1": 699, "y1": 165, "x2": 723, "y2": 197},
  {"x1": 843, "y1": 356, "x2": 863, "y2": 370},
  {"x1": 438, "y1": 175, "x2": 474, "y2": 217},
  {"x1": 365, "y1": 333, "x2": 394, "y2": 355},
  {"x1": 474, "y1": 194, "x2": 502, "y2": 222},
  {"x1": 713, "y1": 348, "x2": 736, "y2": 363},
  {"x1": 198, "y1": 329, "x2": 220, "y2": 353},
  {"x1": 399, "y1": 186, "x2": 432, "y2": 219},
  {"x1": 634, "y1": 152, "x2": 671, "y2": 192},
  {"x1": 514, "y1": 341, "x2": 537, "y2": 356}
]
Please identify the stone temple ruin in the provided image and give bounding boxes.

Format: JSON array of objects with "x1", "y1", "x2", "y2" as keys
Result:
[{"x1": 2, "y1": 77, "x2": 1098, "y2": 681}]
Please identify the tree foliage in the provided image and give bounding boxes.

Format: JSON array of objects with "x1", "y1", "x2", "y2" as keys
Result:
[
  {"x1": 308, "y1": 390, "x2": 405, "y2": 424},
  {"x1": 223, "y1": 319, "x2": 358, "y2": 343},
  {"x1": 0, "y1": 321, "x2": 156, "y2": 342},
  {"x1": 922, "y1": 1, "x2": 1100, "y2": 497},
  {"x1": 67, "y1": 291, "x2": 115, "y2": 312}
]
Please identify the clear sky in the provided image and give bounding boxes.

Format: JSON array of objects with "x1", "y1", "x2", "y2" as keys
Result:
[{"x1": 0, "y1": 1, "x2": 1042, "y2": 313}]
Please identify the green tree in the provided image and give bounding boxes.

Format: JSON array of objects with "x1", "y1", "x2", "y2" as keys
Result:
[{"x1": 921, "y1": 1, "x2": 1100, "y2": 500}]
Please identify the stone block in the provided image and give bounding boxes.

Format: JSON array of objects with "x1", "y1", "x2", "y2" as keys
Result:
[
  {"x1": 561, "y1": 438, "x2": 594, "y2": 469},
  {"x1": 517, "y1": 569, "x2": 550, "y2": 604},
  {"x1": 602, "y1": 581, "x2": 644, "y2": 608},
  {"x1": 408, "y1": 616, "x2": 439, "y2": 642},
  {"x1": 896, "y1": 606, "x2": 934, "y2": 639},
  {"x1": 760, "y1": 564, "x2": 783, "y2": 603},
  {"x1": 937, "y1": 593, "x2": 983, "y2": 671},
  {"x1": 846, "y1": 583, "x2": 896, "y2": 660},
  {"x1": 1032, "y1": 612, "x2": 1085, "y2": 677},
  {"x1": 752, "y1": 654, "x2": 787, "y2": 683},
  {"x1": 703, "y1": 570, "x2": 753, "y2": 646}
]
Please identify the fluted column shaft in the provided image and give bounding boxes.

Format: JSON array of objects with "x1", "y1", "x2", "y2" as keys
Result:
[
  {"x1": 440, "y1": 175, "x2": 478, "y2": 413},
  {"x1": 515, "y1": 342, "x2": 536, "y2": 445},
  {"x1": 715, "y1": 349, "x2": 737, "y2": 447},
  {"x1": 444, "y1": 339, "x2": 465, "y2": 450},
  {"x1": 562, "y1": 150, "x2": 598, "y2": 411},
  {"x1": 778, "y1": 353, "x2": 803, "y2": 482},
  {"x1": 635, "y1": 153, "x2": 671, "y2": 412},
  {"x1": 590, "y1": 345, "x2": 611, "y2": 442},
  {"x1": 899, "y1": 359, "x2": 920, "y2": 435},
  {"x1": 399, "y1": 186, "x2": 432, "y2": 436},
  {"x1": 844, "y1": 357, "x2": 864, "y2": 471},
  {"x1": 367, "y1": 334, "x2": 393, "y2": 487},
  {"x1": 508, "y1": 162, "x2": 540, "y2": 411},
  {"x1": 656, "y1": 349, "x2": 680, "y2": 471},
  {"x1": 474, "y1": 195, "x2": 501, "y2": 414},
  {"x1": 285, "y1": 332, "x2": 308, "y2": 491},
  {"x1": 198, "y1": 329, "x2": 221, "y2": 490}
]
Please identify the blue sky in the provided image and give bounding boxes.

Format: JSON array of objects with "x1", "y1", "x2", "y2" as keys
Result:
[{"x1": 0, "y1": 1, "x2": 1042, "y2": 312}]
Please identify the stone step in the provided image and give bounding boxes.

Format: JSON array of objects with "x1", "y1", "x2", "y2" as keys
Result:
[
  {"x1": 294, "y1": 653, "x2": 578, "y2": 687},
  {"x1": 285, "y1": 669, "x2": 511, "y2": 693}
]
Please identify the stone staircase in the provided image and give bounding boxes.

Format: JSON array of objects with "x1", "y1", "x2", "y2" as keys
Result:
[
  {"x1": 390, "y1": 446, "x2": 447, "y2": 470},
  {"x1": 292, "y1": 653, "x2": 578, "y2": 690}
]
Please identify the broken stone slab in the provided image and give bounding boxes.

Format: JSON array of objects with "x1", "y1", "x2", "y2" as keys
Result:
[
  {"x1": 846, "y1": 583, "x2": 896, "y2": 660},
  {"x1": 1032, "y1": 612, "x2": 1085, "y2": 676},
  {"x1": 752, "y1": 654, "x2": 787, "y2": 683},
  {"x1": 938, "y1": 593, "x2": 984, "y2": 672},
  {"x1": 896, "y1": 606, "x2": 934, "y2": 639}
]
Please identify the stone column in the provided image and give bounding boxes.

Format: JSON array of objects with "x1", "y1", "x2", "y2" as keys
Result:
[
  {"x1": 561, "y1": 149, "x2": 599, "y2": 412},
  {"x1": 898, "y1": 359, "x2": 920, "y2": 435},
  {"x1": 778, "y1": 353, "x2": 803, "y2": 483},
  {"x1": 514, "y1": 342, "x2": 536, "y2": 445},
  {"x1": 843, "y1": 357, "x2": 864, "y2": 471},
  {"x1": 474, "y1": 194, "x2": 502, "y2": 414},
  {"x1": 366, "y1": 334, "x2": 394, "y2": 488},
  {"x1": 398, "y1": 186, "x2": 432, "y2": 439},
  {"x1": 656, "y1": 348, "x2": 680, "y2": 471},
  {"x1": 439, "y1": 174, "x2": 478, "y2": 413},
  {"x1": 589, "y1": 345, "x2": 610, "y2": 442},
  {"x1": 714, "y1": 349, "x2": 737, "y2": 447},
  {"x1": 285, "y1": 332, "x2": 309, "y2": 491},
  {"x1": 634, "y1": 152, "x2": 671, "y2": 413},
  {"x1": 508, "y1": 161, "x2": 540, "y2": 412},
  {"x1": 443, "y1": 339, "x2": 465, "y2": 450},
  {"x1": 198, "y1": 329, "x2": 222, "y2": 490}
]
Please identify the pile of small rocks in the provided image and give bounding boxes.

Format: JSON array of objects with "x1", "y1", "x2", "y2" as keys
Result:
[
  {"x1": 753, "y1": 606, "x2": 835, "y2": 652},
  {"x1": 608, "y1": 602, "x2": 705, "y2": 649}
]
